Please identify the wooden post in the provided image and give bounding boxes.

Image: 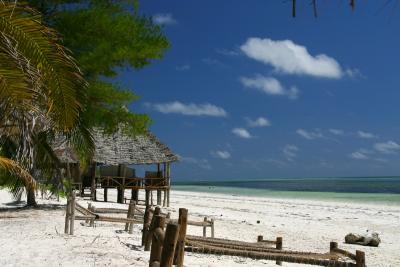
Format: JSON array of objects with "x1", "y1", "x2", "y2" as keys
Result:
[
  {"x1": 330, "y1": 241, "x2": 338, "y2": 253},
  {"x1": 125, "y1": 200, "x2": 135, "y2": 233},
  {"x1": 117, "y1": 164, "x2": 126, "y2": 204},
  {"x1": 131, "y1": 188, "x2": 138, "y2": 203},
  {"x1": 89, "y1": 205, "x2": 95, "y2": 227},
  {"x1": 145, "y1": 190, "x2": 150, "y2": 207},
  {"x1": 210, "y1": 219, "x2": 215, "y2": 238},
  {"x1": 142, "y1": 206, "x2": 152, "y2": 246},
  {"x1": 90, "y1": 163, "x2": 96, "y2": 201},
  {"x1": 202, "y1": 217, "x2": 207, "y2": 237},
  {"x1": 157, "y1": 190, "x2": 161, "y2": 206},
  {"x1": 163, "y1": 189, "x2": 167, "y2": 207},
  {"x1": 276, "y1": 237, "x2": 283, "y2": 266},
  {"x1": 160, "y1": 223, "x2": 180, "y2": 267},
  {"x1": 86, "y1": 203, "x2": 92, "y2": 224},
  {"x1": 149, "y1": 215, "x2": 166, "y2": 265},
  {"x1": 128, "y1": 202, "x2": 136, "y2": 234},
  {"x1": 166, "y1": 163, "x2": 170, "y2": 207},
  {"x1": 145, "y1": 207, "x2": 161, "y2": 251},
  {"x1": 173, "y1": 208, "x2": 188, "y2": 267},
  {"x1": 69, "y1": 192, "x2": 76, "y2": 235},
  {"x1": 257, "y1": 235, "x2": 263, "y2": 242},
  {"x1": 356, "y1": 250, "x2": 366, "y2": 267},
  {"x1": 104, "y1": 188, "x2": 108, "y2": 202},
  {"x1": 64, "y1": 196, "x2": 71, "y2": 234}
]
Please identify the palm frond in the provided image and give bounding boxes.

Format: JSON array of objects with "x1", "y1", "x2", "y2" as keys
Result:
[{"x1": 0, "y1": 156, "x2": 36, "y2": 189}]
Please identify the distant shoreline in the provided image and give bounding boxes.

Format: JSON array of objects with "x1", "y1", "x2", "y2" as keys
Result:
[{"x1": 173, "y1": 184, "x2": 400, "y2": 205}]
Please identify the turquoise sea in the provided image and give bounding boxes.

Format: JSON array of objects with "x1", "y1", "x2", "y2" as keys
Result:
[{"x1": 173, "y1": 177, "x2": 400, "y2": 204}]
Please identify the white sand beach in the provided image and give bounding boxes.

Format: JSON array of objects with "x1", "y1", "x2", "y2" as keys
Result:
[{"x1": 1, "y1": 189, "x2": 399, "y2": 267}]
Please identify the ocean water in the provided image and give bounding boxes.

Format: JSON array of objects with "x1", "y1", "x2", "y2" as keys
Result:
[{"x1": 173, "y1": 177, "x2": 400, "y2": 204}]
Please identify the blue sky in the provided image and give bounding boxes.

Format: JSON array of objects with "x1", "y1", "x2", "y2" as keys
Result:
[{"x1": 117, "y1": 1, "x2": 400, "y2": 180}]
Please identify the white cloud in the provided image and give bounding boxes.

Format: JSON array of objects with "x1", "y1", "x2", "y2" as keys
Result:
[
  {"x1": 145, "y1": 101, "x2": 227, "y2": 117},
  {"x1": 232, "y1": 128, "x2": 252, "y2": 139},
  {"x1": 329, "y1": 129, "x2": 345, "y2": 136},
  {"x1": 240, "y1": 38, "x2": 343, "y2": 79},
  {"x1": 296, "y1": 129, "x2": 323, "y2": 140},
  {"x1": 374, "y1": 141, "x2": 400, "y2": 154},
  {"x1": 246, "y1": 117, "x2": 271, "y2": 127},
  {"x1": 349, "y1": 151, "x2": 369, "y2": 160},
  {"x1": 180, "y1": 156, "x2": 211, "y2": 170},
  {"x1": 211, "y1": 150, "x2": 231, "y2": 159},
  {"x1": 240, "y1": 75, "x2": 299, "y2": 99},
  {"x1": 357, "y1": 131, "x2": 377, "y2": 139},
  {"x1": 153, "y1": 13, "x2": 177, "y2": 25},
  {"x1": 283, "y1": 145, "x2": 298, "y2": 160},
  {"x1": 175, "y1": 64, "x2": 190, "y2": 71}
]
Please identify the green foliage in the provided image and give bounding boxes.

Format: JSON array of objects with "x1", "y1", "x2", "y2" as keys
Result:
[{"x1": 28, "y1": 0, "x2": 170, "y2": 134}]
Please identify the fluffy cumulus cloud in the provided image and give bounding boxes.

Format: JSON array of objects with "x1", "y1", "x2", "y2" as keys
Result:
[
  {"x1": 296, "y1": 129, "x2": 323, "y2": 140},
  {"x1": 240, "y1": 75, "x2": 299, "y2": 99},
  {"x1": 357, "y1": 131, "x2": 377, "y2": 139},
  {"x1": 232, "y1": 128, "x2": 252, "y2": 139},
  {"x1": 211, "y1": 150, "x2": 231, "y2": 159},
  {"x1": 329, "y1": 129, "x2": 345, "y2": 136},
  {"x1": 374, "y1": 141, "x2": 400, "y2": 154},
  {"x1": 246, "y1": 117, "x2": 271, "y2": 127},
  {"x1": 145, "y1": 101, "x2": 227, "y2": 117},
  {"x1": 283, "y1": 145, "x2": 298, "y2": 161},
  {"x1": 152, "y1": 13, "x2": 177, "y2": 25},
  {"x1": 240, "y1": 38, "x2": 343, "y2": 79}
]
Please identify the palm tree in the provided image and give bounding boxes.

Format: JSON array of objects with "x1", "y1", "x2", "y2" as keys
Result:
[{"x1": 0, "y1": 2, "x2": 88, "y2": 206}]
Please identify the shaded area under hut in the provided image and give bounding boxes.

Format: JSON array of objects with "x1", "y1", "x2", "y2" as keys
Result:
[{"x1": 54, "y1": 129, "x2": 179, "y2": 207}]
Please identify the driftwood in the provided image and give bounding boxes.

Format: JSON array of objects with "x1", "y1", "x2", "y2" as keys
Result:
[{"x1": 345, "y1": 231, "x2": 381, "y2": 247}]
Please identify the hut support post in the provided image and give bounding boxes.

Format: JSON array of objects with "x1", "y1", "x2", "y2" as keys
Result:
[
  {"x1": 117, "y1": 164, "x2": 126, "y2": 204},
  {"x1": 131, "y1": 188, "x2": 138, "y2": 203},
  {"x1": 166, "y1": 163, "x2": 170, "y2": 207},
  {"x1": 160, "y1": 223, "x2": 180, "y2": 267},
  {"x1": 157, "y1": 164, "x2": 161, "y2": 205},
  {"x1": 104, "y1": 188, "x2": 108, "y2": 202},
  {"x1": 173, "y1": 208, "x2": 188, "y2": 267}
]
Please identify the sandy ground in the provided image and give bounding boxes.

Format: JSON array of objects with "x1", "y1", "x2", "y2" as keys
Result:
[{"x1": 0, "y1": 188, "x2": 399, "y2": 267}]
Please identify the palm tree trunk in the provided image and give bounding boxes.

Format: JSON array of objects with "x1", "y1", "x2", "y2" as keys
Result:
[{"x1": 26, "y1": 186, "x2": 37, "y2": 206}]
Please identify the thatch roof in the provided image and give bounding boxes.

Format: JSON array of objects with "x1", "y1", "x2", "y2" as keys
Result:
[{"x1": 54, "y1": 129, "x2": 179, "y2": 165}]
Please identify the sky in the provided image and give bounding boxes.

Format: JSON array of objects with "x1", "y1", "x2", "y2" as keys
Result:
[{"x1": 116, "y1": 1, "x2": 400, "y2": 181}]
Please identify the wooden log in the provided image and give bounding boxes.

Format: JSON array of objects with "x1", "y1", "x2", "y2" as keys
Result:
[
  {"x1": 173, "y1": 208, "x2": 188, "y2": 267},
  {"x1": 160, "y1": 223, "x2": 180, "y2": 267},
  {"x1": 149, "y1": 215, "x2": 166, "y2": 265},
  {"x1": 104, "y1": 188, "x2": 108, "y2": 202},
  {"x1": 203, "y1": 217, "x2": 207, "y2": 237},
  {"x1": 145, "y1": 207, "x2": 161, "y2": 251},
  {"x1": 356, "y1": 250, "x2": 366, "y2": 267},
  {"x1": 210, "y1": 219, "x2": 215, "y2": 238},
  {"x1": 64, "y1": 196, "x2": 71, "y2": 234},
  {"x1": 257, "y1": 235, "x2": 263, "y2": 242},
  {"x1": 69, "y1": 192, "x2": 76, "y2": 235}
]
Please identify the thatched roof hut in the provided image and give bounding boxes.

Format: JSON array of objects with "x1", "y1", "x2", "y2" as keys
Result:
[{"x1": 54, "y1": 129, "x2": 179, "y2": 165}]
